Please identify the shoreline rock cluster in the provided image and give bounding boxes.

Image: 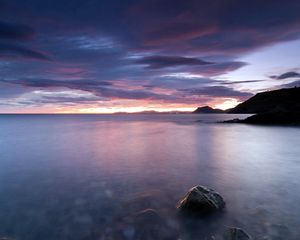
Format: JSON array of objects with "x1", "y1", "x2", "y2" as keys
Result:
[
  {"x1": 177, "y1": 185, "x2": 251, "y2": 240},
  {"x1": 2, "y1": 185, "x2": 291, "y2": 240}
]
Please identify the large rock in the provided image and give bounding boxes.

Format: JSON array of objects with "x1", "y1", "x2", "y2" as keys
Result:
[
  {"x1": 177, "y1": 185, "x2": 225, "y2": 215},
  {"x1": 224, "y1": 227, "x2": 252, "y2": 240}
]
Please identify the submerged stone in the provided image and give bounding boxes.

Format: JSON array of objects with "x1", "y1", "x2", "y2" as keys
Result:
[
  {"x1": 133, "y1": 209, "x2": 180, "y2": 240},
  {"x1": 177, "y1": 185, "x2": 225, "y2": 215},
  {"x1": 134, "y1": 209, "x2": 163, "y2": 225},
  {"x1": 224, "y1": 227, "x2": 252, "y2": 240}
]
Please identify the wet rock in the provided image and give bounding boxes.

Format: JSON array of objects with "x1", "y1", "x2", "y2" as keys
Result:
[
  {"x1": 124, "y1": 190, "x2": 173, "y2": 213},
  {"x1": 134, "y1": 209, "x2": 163, "y2": 225},
  {"x1": 133, "y1": 209, "x2": 163, "y2": 240},
  {"x1": 224, "y1": 227, "x2": 252, "y2": 240},
  {"x1": 177, "y1": 185, "x2": 225, "y2": 215},
  {"x1": 262, "y1": 224, "x2": 291, "y2": 240},
  {"x1": 133, "y1": 208, "x2": 180, "y2": 240}
]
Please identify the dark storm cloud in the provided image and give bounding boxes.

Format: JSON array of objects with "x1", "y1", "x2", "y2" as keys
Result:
[
  {"x1": 0, "y1": 21, "x2": 35, "y2": 40},
  {"x1": 270, "y1": 71, "x2": 300, "y2": 80},
  {"x1": 134, "y1": 55, "x2": 213, "y2": 69}
]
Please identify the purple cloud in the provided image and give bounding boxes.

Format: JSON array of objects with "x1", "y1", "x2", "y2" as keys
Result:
[
  {"x1": 134, "y1": 55, "x2": 213, "y2": 69},
  {"x1": 0, "y1": 43, "x2": 50, "y2": 61},
  {"x1": 281, "y1": 80, "x2": 300, "y2": 88},
  {"x1": 270, "y1": 71, "x2": 300, "y2": 80},
  {"x1": 181, "y1": 86, "x2": 253, "y2": 100},
  {"x1": 220, "y1": 80, "x2": 265, "y2": 85},
  {"x1": 0, "y1": 0, "x2": 300, "y2": 110},
  {"x1": 0, "y1": 21, "x2": 35, "y2": 40}
]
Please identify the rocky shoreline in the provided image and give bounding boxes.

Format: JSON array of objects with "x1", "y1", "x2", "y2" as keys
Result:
[{"x1": 223, "y1": 112, "x2": 300, "y2": 126}]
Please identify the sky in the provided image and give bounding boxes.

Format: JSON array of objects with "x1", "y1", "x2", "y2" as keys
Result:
[{"x1": 0, "y1": 0, "x2": 300, "y2": 113}]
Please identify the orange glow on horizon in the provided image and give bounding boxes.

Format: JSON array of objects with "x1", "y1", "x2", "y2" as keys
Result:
[{"x1": 1, "y1": 98, "x2": 240, "y2": 114}]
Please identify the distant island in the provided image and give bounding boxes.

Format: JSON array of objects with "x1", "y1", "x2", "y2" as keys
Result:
[
  {"x1": 193, "y1": 106, "x2": 224, "y2": 114},
  {"x1": 111, "y1": 87, "x2": 300, "y2": 125},
  {"x1": 113, "y1": 110, "x2": 189, "y2": 114}
]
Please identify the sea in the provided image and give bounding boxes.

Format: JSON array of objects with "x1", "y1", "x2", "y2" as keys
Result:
[{"x1": 0, "y1": 114, "x2": 299, "y2": 240}]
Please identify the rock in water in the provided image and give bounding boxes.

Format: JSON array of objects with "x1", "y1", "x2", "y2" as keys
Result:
[
  {"x1": 134, "y1": 208, "x2": 163, "y2": 225},
  {"x1": 177, "y1": 185, "x2": 225, "y2": 215},
  {"x1": 133, "y1": 209, "x2": 180, "y2": 240},
  {"x1": 224, "y1": 227, "x2": 252, "y2": 240}
]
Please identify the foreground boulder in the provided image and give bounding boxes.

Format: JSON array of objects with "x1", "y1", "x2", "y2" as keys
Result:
[
  {"x1": 177, "y1": 185, "x2": 225, "y2": 215},
  {"x1": 224, "y1": 227, "x2": 252, "y2": 240}
]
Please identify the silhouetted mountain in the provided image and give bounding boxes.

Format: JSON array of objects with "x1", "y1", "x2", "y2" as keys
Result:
[
  {"x1": 193, "y1": 106, "x2": 224, "y2": 113},
  {"x1": 229, "y1": 87, "x2": 300, "y2": 113}
]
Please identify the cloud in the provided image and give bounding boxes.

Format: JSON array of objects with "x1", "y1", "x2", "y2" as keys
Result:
[
  {"x1": 180, "y1": 86, "x2": 253, "y2": 99},
  {"x1": 281, "y1": 80, "x2": 300, "y2": 88},
  {"x1": 145, "y1": 75, "x2": 219, "y2": 90},
  {"x1": 0, "y1": 43, "x2": 50, "y2": 61},
  {"x1": 270, "y1": 71, "x2": 300, "y2": 80},
  {"x1": 133, "y1": 55, "x2": 247, "y2": 76},
  {"x1": 0, "y1": 21, "x2": 50, "y2": 61},
  {"x1": 127, "y1": 0, "x2": 300, "y2": 54},
  {"x1": 220, "y1": 80, "x2": 265, "y2": 85},
  {"x1": 21, "y1": 91, "x2": 102, "y2": 105},
  {"x1": 190, "y1": 61, "x2": 247, "y2": 76},
  {"x1": 134, "y1": 55, "x2": 213, "y2": 69},
  {"x1": 0, "y1": 89, "x2": 103, "y2": 107},
  {"x1": 2, "y1": 78, "x2": 111, "y2": 88},
  {"x1": 0, "y1": 21, "x2": 35, "y2": 40},
  {"x1": 0, "y1": 0, "x2": 300, "y2": 111},
  {"x1": 1, "y1": 78, "x2": 175, "y2": 101},
  {"x1": 95, "y1": 87, "x2": 176, "y2": 100},
  {"x1": 0, "y1": 82, "x2": 29, "y2": 98}
]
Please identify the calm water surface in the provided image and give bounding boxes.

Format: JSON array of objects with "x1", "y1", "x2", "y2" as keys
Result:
[{"x1": 0, "y1": 114, "x2": 300, "y2": 240}]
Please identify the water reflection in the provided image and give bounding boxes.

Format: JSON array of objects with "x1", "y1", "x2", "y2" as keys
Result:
[{"x1": 0, "y1": 114, "x2": 299, "y2": 239}]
